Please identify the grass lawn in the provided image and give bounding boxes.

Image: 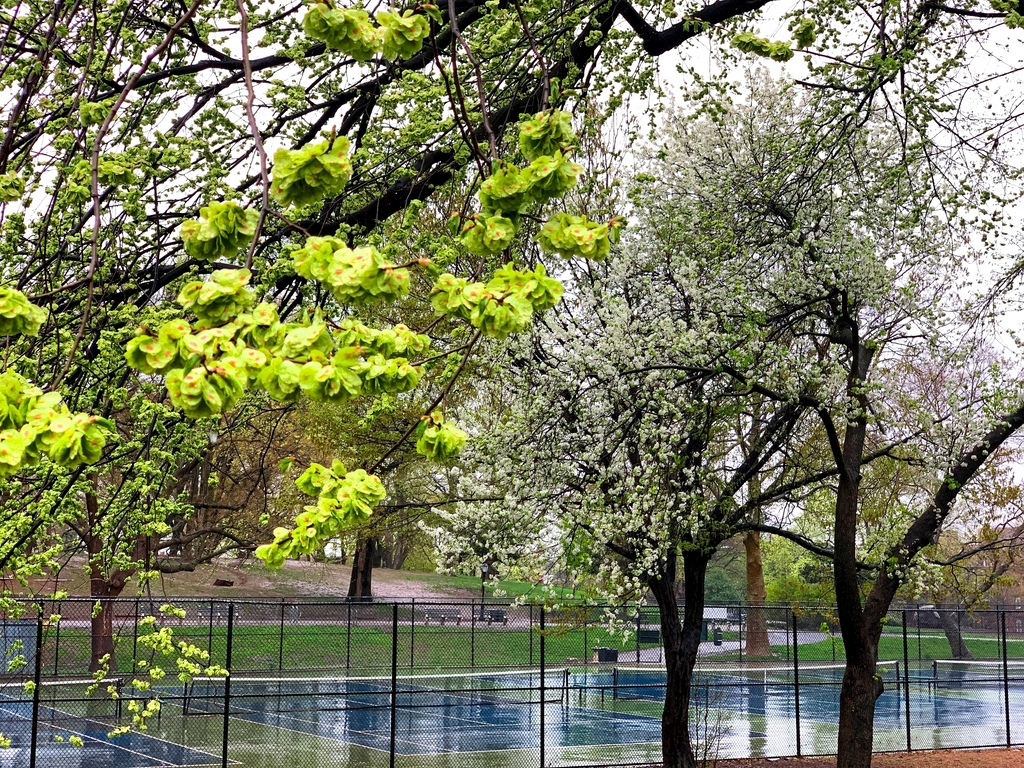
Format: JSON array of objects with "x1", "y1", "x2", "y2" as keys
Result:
[{"x1": 785, "y1": 633, "x2": 1024, "y2": 661}]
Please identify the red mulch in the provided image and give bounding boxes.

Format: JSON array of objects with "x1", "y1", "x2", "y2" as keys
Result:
[{"x1": 719, "y1": 748, "x2": 1024, "y2": 767}]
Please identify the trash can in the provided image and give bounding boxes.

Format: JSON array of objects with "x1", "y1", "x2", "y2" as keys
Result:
[
  {"x1": 713, "y1": 627, "x2": 723, "y2": 646},
  {"x1": 592, "y1": 647, "x2": 619, "y2": 663},
  {"x1": 1, "y1": 619, "x2": 38, "y2": 675}
]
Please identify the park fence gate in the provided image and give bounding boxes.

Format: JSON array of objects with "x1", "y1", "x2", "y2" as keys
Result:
[{"x1": 1, "y1": 598, "x2": 1023, "y2": 767}]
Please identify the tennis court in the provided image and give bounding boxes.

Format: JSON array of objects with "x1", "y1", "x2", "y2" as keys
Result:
[{"x1": 5, "y1": 660, "x2": 1024, "y2": 766}]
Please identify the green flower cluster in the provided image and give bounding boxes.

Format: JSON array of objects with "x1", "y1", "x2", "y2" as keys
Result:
[
  {"x1": 789, "y1": 17, "x2": 817, "y2": 47},
  {"x1": 271, "y1": 137, "x2": 352, "y2": 208},
  {"x1": 0, "y1": 173, "x2": 25, "y2": 203},
  {"x1": 538, "y1": 213, "x2": 625, "y2": 260},
  {"x1": 415, "y1": 411, "x2": 468, "y2": 461},
  {"x1": 291, "y1": 236, "x2": 412, "y2": 303},
  {"x1": 518, "y1": 110, "x2": 576, "y2": 161},
  {"x1": 0, "y1": 372, "x2": 114, "y2": 477},
  {"x1": 732, "y1": 32, "x2": 794, "y2": 62},
  {"x1": 180, "y1": 202, "x2": 259, "y2": 262},
  {"x1": 303, "y1": 3, "x2": 431, "y2": 62},
  {"x1": 255, "y1": 459, "x2": 387, "y2": 567},
  {"x1": 451, "y1": 111, "x2": 586, "y2": 256},
  {"x1": 177, "y1": 269, "x2": 256, "y2": 326},
  {"x1": 430, "y1": 263, "x2": 563, "y2": 338},
  {"x1": 126, "y1": 269, "x2": 428, "y2": 417},
  {"x1": 0, "y1": 287, "x2": 47, "y2": 336}
]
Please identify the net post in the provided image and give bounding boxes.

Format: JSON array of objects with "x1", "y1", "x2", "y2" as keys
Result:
[
  {"x1": 221, "y1": 602, "x2": 234, "y2": 768},
  {"x1": 540, "y1": 605, "x2": 546, "y2": 768},
  {"x1": 902, "y1": 609, "x2": 911, "y2": 751},
  {"x1": 1002, "y1": 610, "x2": 1011, "y2": 747},
  {"x1": 28, "y1": 613, "x2": 43, "y2": 768},
  {"x1": 792, "y1": 610, "x2": 801, "y2": 757},
  {"x1": 390, "y1": 603, "x2": 398, "y2": 768}
]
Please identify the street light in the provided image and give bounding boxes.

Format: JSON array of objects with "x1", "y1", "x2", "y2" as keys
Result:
[{"x1": 481, "y1": 561, "x2": 489, "y2": 602}]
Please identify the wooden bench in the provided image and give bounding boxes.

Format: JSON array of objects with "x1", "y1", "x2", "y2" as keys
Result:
[{"x1": 422, "y1": 607, "x2": 461, "y2": 626}]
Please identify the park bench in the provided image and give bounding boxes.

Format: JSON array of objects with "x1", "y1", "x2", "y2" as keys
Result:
[
  {"x1": 476, "y1": 609, "x2": 508, "y2": 625},
  {"x1": 637, "y1": 628, "x2": 660, "y2": 644},
  {"x1": 422, "y1": 607, "x2": 461, "y2": 626}
]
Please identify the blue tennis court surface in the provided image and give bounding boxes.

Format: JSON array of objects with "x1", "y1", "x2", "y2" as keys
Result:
[
  {"x1": 6, "y1": 662, "x2": 1024, "y2": 764},
  {"x1": 0, "y1": 699, "x2": 220, "y2": 767},
  {"x1": 187, "y1": 671, "x2": 663, "y2": 754}
]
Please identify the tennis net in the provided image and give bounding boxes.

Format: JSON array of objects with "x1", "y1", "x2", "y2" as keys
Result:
[{"x1": 182, "y1": 667, "x2": 570, "y2": 716}]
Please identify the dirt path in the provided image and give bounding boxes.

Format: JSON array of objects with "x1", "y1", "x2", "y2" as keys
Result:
[{"x1": 721, "y1": 748, "x2": 1024, "y2": 767}]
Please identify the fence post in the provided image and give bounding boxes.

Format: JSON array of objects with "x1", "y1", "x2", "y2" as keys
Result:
[
  {"x1": 221, "y1": 603, "x2": 234, "y2": 768},
  {"x1": 278, "y1": 599, "x2": 286, "y2": 672},
  {"x1": 131, "y1": 597, "x2": 140, "y2": 672},
  {"x1": 1002, "y1": 611, "x2": 1011, "y2": 747},
  {"x1": 739, "y1": 607, "x2": 743, "y2": 663},
  {"x1": 471, "y1": 599, "x2": 476, "y2": 668},
  {"x1": 53, "y1": 599, "x2": 62, "y2": 676},
  {"x1": 530, "y1": 604, "x2": 534, "y2": 666},
  {"x1": 902, "y1": 610, "x2": 911, "y2": 751},
  {"x1": 28, "y1": 614, "x2": 43, "y2": 768},
  {"x1": 792, "y1": 610, "x2": 801, "y2": 757},
  {"x1": 346, "y1": 603, "x2": 352, "y2": 673},
  {"x1": 540, "y1": 605, "x2": 546, "y2": 768},
  {"x1": 635, "y1": 608, "x2": 640, "y2": 663},
  {"x1": 410, "y1": 598, "x2": 415, "y2": 671},
  {"x1": 390, "y1": 603, "x2": 398, "y2": 768}
]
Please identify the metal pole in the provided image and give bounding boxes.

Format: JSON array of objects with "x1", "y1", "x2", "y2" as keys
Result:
[
  {"x1": 29, "y1": 615, "x2": 43, "y2": 768},
  {"x1": 278, "y1": 599, "x2": 286, "y2": 671},
  {"x1": 221, "y1": 603, "x2": 234, "y2": 768},
  {"x1": 916, "y1": 609, "x2": 922, "y2": 662},
  {"x1": 53, "y1": 600, "x2": 62, "y2": 676},
  {"x1": 540, "y1": 606, "x2": 546, "y2": 768},
  {"x1": 390, "y1": 604, "x2": 398, "y2": 768},
  {"x1": 208, "y1": 600, "x2": 215, "y2": 663},
  {"x1": 471, "y1": 599, "x2": 476, "y2": 668},
  {"x1": 902, "y1": 610, "x2": 911, "y2": 752},
  {"x1": 131, "y1": 597, "x2": 140, "y2": 672},
  {"x1": 410, "y1": 598, "x2": 415, "y2": 671},
  {"x1": 346, "y1": 603, "x2": 352, "y2": 672},
  {"x1": 635, "y1": 609, "x2": 640, "y2": 663},
  {"x1": 792, "y1": 611, "x2": 801, "y2": 757},
  {"x1": 530, "y1": 605, "x2": 534, "y2": 666},
  {"x1": 1002, "y1": 611, "x2": 1011, "y2": 747},
  {"x1": 739, "y1": 607, "x2": 743, "y2": 662}
]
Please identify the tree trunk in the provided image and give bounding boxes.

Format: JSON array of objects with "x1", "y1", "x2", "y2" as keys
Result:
[
  {"x1": 743, "y1": 531, "x2": 771, "y2": 657},
  {"x1": 649, "y1": 550, "x2": 712, "y2": 768},
  {"x1": 347, "y1": 537, "x2": 376, "y2": 600},
  {"x1": 837, "y1": 657, "x2": 883, "y2": 768},
  {"x1": 936, "y1": 606, "x2": 972, "y2": 659},
  {"x1": 833, "y1": 338, "x2": 879, "y2": 768}
]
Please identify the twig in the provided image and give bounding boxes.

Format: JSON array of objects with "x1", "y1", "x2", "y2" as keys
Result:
[
  {"x1": 237, "y1": 0, "x2": 271, "y2": 270},
  {"x1": 56, "y1": 0, "x2": 205, "y2": 387}
]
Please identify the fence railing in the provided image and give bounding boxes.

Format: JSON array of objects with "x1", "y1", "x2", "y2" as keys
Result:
[{"x1": 2, "y1": 598, "x2": 1024, "y2": 767}]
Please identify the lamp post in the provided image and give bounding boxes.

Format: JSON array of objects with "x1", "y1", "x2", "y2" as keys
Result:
[{"x1": 481, "y1": 561, "x2": 489, "y2": 602}]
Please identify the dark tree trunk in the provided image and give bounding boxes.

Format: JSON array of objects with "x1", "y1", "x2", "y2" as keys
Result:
[
  {"x1": 832, "y1": 337, "x2": 880, "y2": 768},
  {"x1": 649, "y1": 550, "x2": 712, "y2": 768},
  {"x1": 743, "y1": 531, "x2": 771, "y2": 657},
  {"x1": 348, "y1": 537, "x2": 376, "y2": 600},
  {"x1": 837, "y1": 657, "x2": 883, "y2": 767},
  {"x1": 936, "y1": 606, "x2": 972, "y2": 660}
]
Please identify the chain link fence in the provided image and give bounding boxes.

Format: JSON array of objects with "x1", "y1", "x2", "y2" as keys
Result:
[{"x1": 2, "y1": 598, "x2": 1024, "y2": 766}]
